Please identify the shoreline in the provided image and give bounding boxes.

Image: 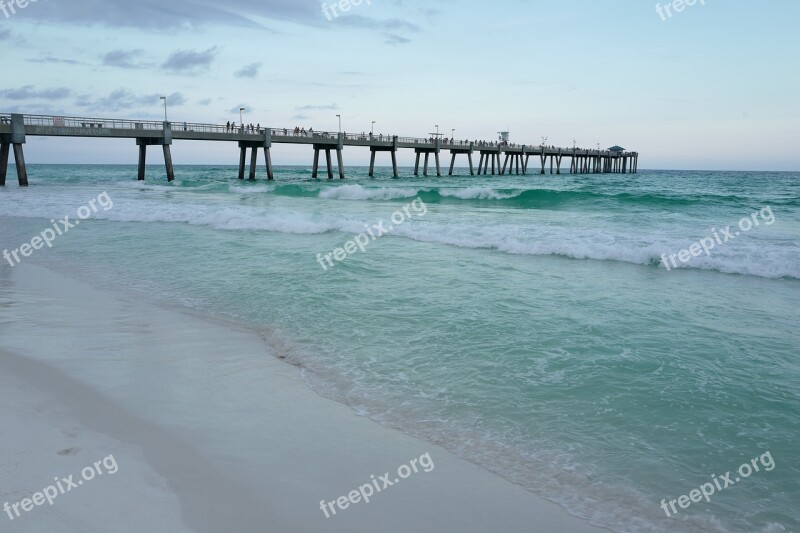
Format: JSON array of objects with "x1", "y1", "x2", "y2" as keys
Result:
[{"x1": 0, "y1": 262, "x2": 607, "y2": 532}]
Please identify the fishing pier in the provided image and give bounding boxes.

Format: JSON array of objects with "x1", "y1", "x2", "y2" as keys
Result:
[{"x1": 0, "y1": 113, "x2": 639, "y2": 186}]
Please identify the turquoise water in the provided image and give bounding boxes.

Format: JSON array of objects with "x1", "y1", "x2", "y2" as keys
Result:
[{"x1": 2, "y1": 165, "x2": 799, "y2": 532}]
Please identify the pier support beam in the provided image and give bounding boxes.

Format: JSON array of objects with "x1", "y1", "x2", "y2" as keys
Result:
[
  {"x1": 312, "y1": 148, "x2": 321, "y2": 179},
  {"x1": 162, "y1": 145, "x2": 175, "y2": 182},
  {"x1": 137, "y1": 144, "x2": 146, "y2": 181},
  {"x1": 369, "y1": 150, "x2": 375, "y2": 177},
  {"x1": 309, "y1": 146, "x2": 340, "y2": 179},
  {"x1": 236, "y1": 131, "x2": 273, "y2": 181},
  {"x1": 249, "y1": 145, "x2": 258, "y2": 180},
  {"x1": 477, "y1": 151, "x2": 500, "y2": 175},
  {"x1": 1, "y1": 114, "x2": 28, "y2": 186},
  {"x1": 238, "y1": 146, "x2": 247, "y2": 179},
  {"x1": 0, "y1": 142, "x2": 10, "y2": 186},
  {"x1": 337, "y1": 149, "x2": 345, "y2": 179},
  {"x1": 502, "y1": 153, "x2": 523, "y2": 175},
  {"x1": 136, "y1": 124, "x2": 173, "y2": 182},
  {"x1": 369, "y1": 146, "x2": 398, "y2": 177},
  {"x1": 264, "y1": 147, "x2": 274, "y2": 180},
  {"x1": 368, "y1": 137, "x2": 398, "y2": 178},
  {"x1": 11, "y1": 144, "x2": 28, "y2": 186},
  {"x1": 415, "y1": 145, "x2": 442, "y2": 177},
  {"x1": 325, "y1": 148, "x2": 334, "y2": 179},
  {"x1": 447, "y1": 147, "x2": 478, "y2": 175}
]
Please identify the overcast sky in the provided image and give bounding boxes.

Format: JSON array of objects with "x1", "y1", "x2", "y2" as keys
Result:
[{"x1": 1, "y1": 0, "x2": 798, "y2": 170}]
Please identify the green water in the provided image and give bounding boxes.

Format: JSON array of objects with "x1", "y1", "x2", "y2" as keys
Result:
[{"x1": 1, "y1": 165, "x2": 798, "y2": 532}]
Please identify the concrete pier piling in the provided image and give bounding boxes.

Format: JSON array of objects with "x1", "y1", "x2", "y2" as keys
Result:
[
  {"x1": 0, "y1": 114, "x2": 29, "y2": 186},
  {"x1": 12, "y1": 143, "x2": 28, "y2": 186},
  {"x1": 0, "y1": 142, "x2": 9, "y2": 186},
  {"x1": 477, "y1": 149, "x2": 502, "y2": 176},
  {"x1": 136, "y1": 122, "x2": 173, "y2": 181},
  {"x1": 368, "y1": 136, "x2": 399, "y2": 178},
  {"x1": 447, "y1": 144, "x2": 475, "y2": 176},
  {"x1": 0, "y1": 113, "x2": 638, "y2": 185},
  {"x1": 414, "y1": 146, "x2": 441, "y2": 177}
]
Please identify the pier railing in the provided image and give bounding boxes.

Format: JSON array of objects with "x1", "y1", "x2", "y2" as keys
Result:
[
  {"x1": 20, "y1": 114, "x2": 166, "y2": 130},
  {"x1": 1, "y1": 113, "x2": 637, "y2": 157}
]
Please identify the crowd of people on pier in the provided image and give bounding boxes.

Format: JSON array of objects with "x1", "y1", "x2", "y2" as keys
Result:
[
  {"x1": 220, "y1": 122, "x2": 574, "y2": 151},
  {"x1": 226, "y1": 121, "x2": 263, "y2": 133}
]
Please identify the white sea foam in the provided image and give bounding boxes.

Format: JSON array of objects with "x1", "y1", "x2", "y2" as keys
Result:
[
  {"x1": 2, "y1": 187, "x2": 797, "y2": 280},
  {"x1": 318, "y1": 184, "x2": 421, "y2": 201},
  {"x1": 228, "y1": 184, "x2": 275, "y2": 194},
  {"x1": 439, "y1": 187, "x2": 521, "y2": 200}
]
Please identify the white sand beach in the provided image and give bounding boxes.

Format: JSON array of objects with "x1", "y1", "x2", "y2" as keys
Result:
[{"x1": 0, "y1": 263, "x2": 606, "y2": 532}]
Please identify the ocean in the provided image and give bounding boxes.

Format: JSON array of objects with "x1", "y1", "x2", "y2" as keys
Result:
[{"x1": 1, "y1": 165, "x2": 798, "y2": 532}]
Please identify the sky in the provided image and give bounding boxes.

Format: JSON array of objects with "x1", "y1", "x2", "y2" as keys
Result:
[{"x1": 0, "y1": 0, "x2": 798, "y2": 170}]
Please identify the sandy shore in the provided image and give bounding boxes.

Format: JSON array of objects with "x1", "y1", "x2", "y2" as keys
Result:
[{"x1": 0, "y1": 263, "x2": 605, "y2": 532}]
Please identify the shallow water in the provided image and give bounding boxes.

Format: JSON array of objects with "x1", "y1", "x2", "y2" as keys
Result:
[{"x1": 1, "y1": 165, "x2": 798, "y2": 532}]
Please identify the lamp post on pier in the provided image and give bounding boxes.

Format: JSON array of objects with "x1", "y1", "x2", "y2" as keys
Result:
[
  {"x1": 371, "y1": 121, "x2": 376, "y2": 135},
  {"x1": 336, "y1": 114, "x2": 341, "y2": 133},
  {"x1": 160, "y1": 96, "x2": 168, "y2": 123}
]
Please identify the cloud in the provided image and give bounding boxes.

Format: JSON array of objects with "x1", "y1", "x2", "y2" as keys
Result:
[
  {"x1": 10, "y1": 0, "x2": 429, "y2": 40},
  {"x1": 162, "y1": 47, "x2": 218, "y2": 72},
  {"x1": 295, "y1": 104, "x2": 338, "y2": 111},
  {"x1": 419, "y1": 8, "x2": 441, "y2": 23},
  {"x1": 26, "y1": 56, "x2": 83, "y2": 65},
  {"x1": 0, "y1": 86, "x2": 72, "y2": 100},
  {"x1": 103, "y1": 49, "x2": 147, "y2": 69},
  {"x1": 384, "y1": 33, "x2": 411, "y2": 45},
  {"x1": 235, "y1": 62, "x2": 262, "y2": 78},
  {"x1": 336, "y1": 15, "x2": 419, "y2": 33},
  {"x1": 12, "y1": 0, "x2": 322, "y2": 30},
  {"x1": 76, "y1": 89, "x2": 186, "y2": 112},
  {"x1": 197, "y1": 98, "x2": 213, "y2": 105},
  {"x1": 0, "y1": 29, "x2": 11, "y2": 40},
  {"x1": 0, "y1": 104, "x2": 73, "y2": 116}
]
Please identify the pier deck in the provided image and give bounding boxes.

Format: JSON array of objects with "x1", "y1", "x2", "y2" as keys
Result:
[{"x1": 0, "y1": 113, "x2": 639, "y2": 186}]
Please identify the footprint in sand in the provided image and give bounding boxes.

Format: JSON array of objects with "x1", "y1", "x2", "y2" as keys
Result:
[{"x1": 57, "y1": 447, "x2": 80, "y2": 456}]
